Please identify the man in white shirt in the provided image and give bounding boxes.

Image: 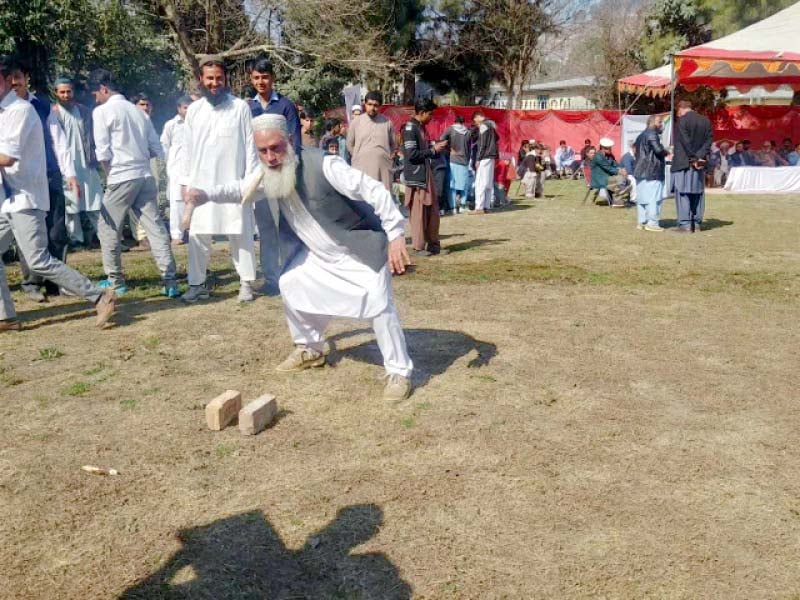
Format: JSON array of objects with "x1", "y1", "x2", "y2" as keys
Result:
[
  {"x1": 88, "y1": 69, "x2": 177, "y2": 297},
  {"x1": 178, "y1": 58, "x2": 259, "y2": 304},
  {"x1": 160, "y1": 95, "x2": 192, "y2": 243},
  {"x1": 0, "y1": 55, "x2": 116, "y2": 331},
  {"x1": 186, "y1": 114, "x2": 414, "y2": 401},
  {"x1": 49, "y1": 76, "x2": 104, "y2": 246}
]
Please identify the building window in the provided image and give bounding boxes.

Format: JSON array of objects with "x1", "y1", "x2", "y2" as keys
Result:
[{"x1": 537, "y1": 95, "x2": 549, "y2": 109}]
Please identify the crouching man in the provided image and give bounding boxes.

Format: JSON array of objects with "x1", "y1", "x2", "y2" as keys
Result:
[{"x1": 185, "y1": 114, "x2": 415, "y2": 401}]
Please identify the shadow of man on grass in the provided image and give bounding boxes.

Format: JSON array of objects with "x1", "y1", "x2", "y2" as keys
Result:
[
  {"x1": 120, "y1": 504, "x2": 411, "y2": 600},
  {"x1": 328, "y1": 328, "x2": 497, "y2": 390}
]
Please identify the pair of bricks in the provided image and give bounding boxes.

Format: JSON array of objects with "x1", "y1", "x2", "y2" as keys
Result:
[{"x1": 205, "y1": 390, "x2": 277, "y2": 435}]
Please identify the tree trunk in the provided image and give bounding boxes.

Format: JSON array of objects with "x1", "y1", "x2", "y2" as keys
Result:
[
  {"x1": 157, "y1": 0, "x2": 201, "y2": 77},
  {"x1": 402, "y1": 72, "x2": 416, "y2": 105}
]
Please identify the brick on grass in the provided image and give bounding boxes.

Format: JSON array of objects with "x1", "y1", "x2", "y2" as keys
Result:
[
  {"x1": 205, "y1": 390, "x2": 242, "y2": 431},
  {"x1": 239, "y1": 394, "x2": 278, "y2": 435}
]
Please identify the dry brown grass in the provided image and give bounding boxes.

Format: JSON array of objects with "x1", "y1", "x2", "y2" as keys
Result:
[{"x1": 2, "y1": 182, "x2": 800, "y2": 599}]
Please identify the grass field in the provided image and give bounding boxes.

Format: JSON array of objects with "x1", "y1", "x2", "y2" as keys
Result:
[{"x1": 1, "y1": 181, "x2": 799, "y2": 599}]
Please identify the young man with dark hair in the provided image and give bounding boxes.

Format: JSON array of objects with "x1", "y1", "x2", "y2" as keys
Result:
[
  {"x1": 299, "y1": 110, "x2": 317, "y2": 148},
  {"x1": 178, "y1": 58, "x2": 259, "y2": 303},
  {"x1": 132, "y1": 93, "x2": 153, "y2": 117},
  {"x1": 246, "y1": 57, "x2": 301, "y2": 295},
  {"x1": 402, "y1": 99, "x2": 448, "y2": 256},
  {"x1": 88, "y1": 68, "x2": 178, "y2": 296},
  {"x1": 0, "y1": 56, "x2": 116, "y2": 331},
  {"x1": 8, "y1": 59, "x2": 75, "y2": 301},
  {"x1": 346, "y1": 90, "x2": 396, "y2": 191}
]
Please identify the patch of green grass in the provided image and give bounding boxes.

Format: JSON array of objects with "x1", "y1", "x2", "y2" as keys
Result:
[
  {"x1": 215, "y1": 443, "x2": 236, "y2": 459},
  {"x1": 416, "y1": 401, "x2": 432, "y2": 411},
  {"x1": 400, "y1": 417, "x2": 416, "y2": 429},
  {"x1": 143, "y1": 336, "x2": 161, "y2": 350},
  {"x1": 120, "y1": 399, "x2": 138, "y2": 411},
  {"x1": 64, "y1": 381, "x2": 91, "y2": 396},
  {"x1": 142, "y1": 386, "x2": 160, "y2": 397},
  {"x1": 37, "y1": 347, "x2": 63, "y2": 361},
  {"x1": 35, "y1": 395, "x2": 50, "y2": 408},
  {"x1": 414, "y1": 257, "x2": 798, "y2": 300}
]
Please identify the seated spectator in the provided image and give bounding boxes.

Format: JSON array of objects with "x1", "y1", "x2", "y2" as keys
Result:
[
  {"x1": 728, "y1": 141, "x2": 748, "y2": 167},
  {"x1": 756, "y1": 141, "x2": 788, "y2": 167},
  {"x1": 788, "y1": 143, "x2": 800, "y2": 166},
  {"x1": 779, "y1": 137, "x2": 794, "y2": 162},
  {"x1": 554, "y1": 140, "x2": 580, "y2": 177},
  {"x1": 620, "y1": 141, "x2": 636, "y2": 176},
  {"x1": 714, "y1": 140, "x2": 730, "y2": 186},
  {"x1": 741, "y1": 140, "x2": 758, "y2": 166},
  {"x1": 590, "y1": 138, "x2": 628, "y2": 207},
  {"x1": 706, "y1": 142, "x2": 721, "y2": 187}
]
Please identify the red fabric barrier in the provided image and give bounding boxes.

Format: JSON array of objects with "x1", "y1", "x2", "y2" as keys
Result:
[
  {"x1": 378, "y1": 106, "x2": 623, "y2": 160},
  {"x1": 326, "y1": 104, "x2": 800, "y2": 159},
  {"x1": 711, "y1": 105, "x2": 800, "y2": 146}
]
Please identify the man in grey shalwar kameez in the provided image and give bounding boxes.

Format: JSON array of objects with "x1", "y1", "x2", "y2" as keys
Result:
[{"x1": 670, "y1": 100, "x2": 713, "y2": 233}]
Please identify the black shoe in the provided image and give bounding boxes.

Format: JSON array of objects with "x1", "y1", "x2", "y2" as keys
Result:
[{"x1": 430, "y1": 248, "x2": 450, "y2": 256}]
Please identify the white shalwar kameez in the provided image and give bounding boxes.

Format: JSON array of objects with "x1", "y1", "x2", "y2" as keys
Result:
[
  {"x1": 179, "y1": 94, "x2": 258, "y2": 285},
  {"x1": 210, "y1": 155, "x2": 413, "y2": 377},
  {"x1": 48, "y1": 104, "x2": 103, "y2": 243},
  {"x1": 160, "y1": 113, "x2": 187, "y2": 240}
]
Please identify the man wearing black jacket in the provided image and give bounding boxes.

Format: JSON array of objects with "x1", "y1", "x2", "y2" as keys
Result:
[
  {"x1": 671, "y1": 100, "x2": 713, "y2": 233},
  {"x1": 402, "y1": 99, "x2": 448, "y2": 256}
]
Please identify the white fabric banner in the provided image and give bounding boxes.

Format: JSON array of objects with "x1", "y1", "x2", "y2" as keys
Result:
[
  {"x1": 724, "y1": 166, "x2": 800, "y2": 193},
  {"x1": 622, "y1": 113, "x2": 673, "y2": 198}
]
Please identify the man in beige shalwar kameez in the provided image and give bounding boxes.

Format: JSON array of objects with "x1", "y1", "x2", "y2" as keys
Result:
[{"x1": 346, "y1": 91, "x2": 395, "y2": 191}]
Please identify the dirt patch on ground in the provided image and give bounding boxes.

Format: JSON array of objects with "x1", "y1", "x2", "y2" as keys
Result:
[{"x1": 2, "y1": 183, "x2": 800, "y2": 599}]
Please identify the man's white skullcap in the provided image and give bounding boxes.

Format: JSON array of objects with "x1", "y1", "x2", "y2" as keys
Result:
[
  {"x1": 599, "y1": 137, "x2": 614, "y2": 148},
  {"x1": 529, "y1": 139, "x2": 536, "y2": 144},
  {"x1": 253, "y1": 113, "x2": 288, "y2": 133},
  {"x1": 351, "y1": 105, "x2": 362, "y2": 113}
]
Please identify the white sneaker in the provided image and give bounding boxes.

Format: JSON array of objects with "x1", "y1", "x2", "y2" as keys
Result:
[
  {"x1": 182, "y1": 285, "x2": 210, "y2": 304},
  {"x1": 238, "y1": 281, "x2": 255, "y2": 303}
]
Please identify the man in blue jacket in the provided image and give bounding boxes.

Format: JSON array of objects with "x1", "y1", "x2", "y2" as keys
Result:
[{"x1": 248, "y1": 58, "x2": 301, "y2": 295}]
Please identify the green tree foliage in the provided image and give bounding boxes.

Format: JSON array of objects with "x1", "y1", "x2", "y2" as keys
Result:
[
  {"x1": 641, "y1": 0, "x2": 796, "y2": 70},
  {"x1": 0, "y1": 0, "x2": 183, "y2": 122}
]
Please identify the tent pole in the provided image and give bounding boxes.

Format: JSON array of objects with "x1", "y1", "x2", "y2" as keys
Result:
[{"x1": 668, "y1": 54, "x2": 676, "y2": 148}]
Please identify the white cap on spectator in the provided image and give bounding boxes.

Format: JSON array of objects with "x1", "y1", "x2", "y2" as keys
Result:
[{"x1": 599, "y1": 137, "x2": 614, "y2": 148}]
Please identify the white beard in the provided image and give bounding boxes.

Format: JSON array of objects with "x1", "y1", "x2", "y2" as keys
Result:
[{"x1": 261, "y1": 146, "x2": 298, "y2": 202}]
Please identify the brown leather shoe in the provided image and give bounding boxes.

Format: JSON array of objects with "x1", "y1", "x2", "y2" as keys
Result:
[
  {"x1": 275, "y1": 346, "x2": 326, "y2": 372},
  {"x1": 0, "y1": 319, "x2": 22, "y2": 332},
  {"x1": 95, "y1": 290, "x2": 117, "y2": 328}
]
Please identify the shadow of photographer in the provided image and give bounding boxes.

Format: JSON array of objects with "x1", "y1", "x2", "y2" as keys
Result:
[{"x1": 120, "y1": 503, "x2": 411, "y2": 599}]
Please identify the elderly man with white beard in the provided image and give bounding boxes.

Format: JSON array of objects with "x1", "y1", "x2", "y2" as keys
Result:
[{"x1": 185, "y1": 114, "x2": 415, "y2": 401}]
